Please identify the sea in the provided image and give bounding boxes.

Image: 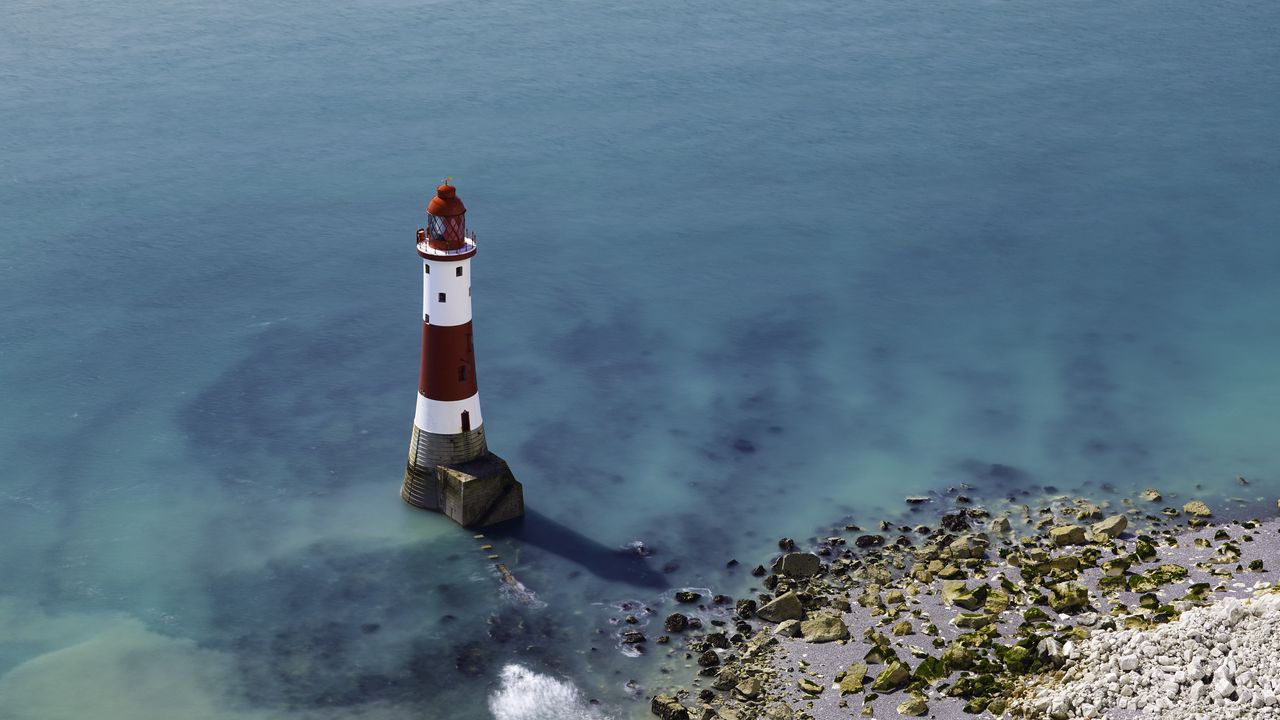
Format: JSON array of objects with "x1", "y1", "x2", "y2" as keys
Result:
[{"x1": 2, "y1": 1, "x2": 1279, "y2": 718}]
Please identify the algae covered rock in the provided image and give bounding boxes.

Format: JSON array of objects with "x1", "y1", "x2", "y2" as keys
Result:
[
  {"x1": 942, "y1": 643, "x2": 975, "y2": 670},
  {"x1": 914, "y1": 655, "x2": 948, "y2": 683},
  {"x1": 897, "y1": 695, "x2": 929, "y2": 716},
  {"x1": 955, "y1": 612, "x2": 996, "y2": 629},
  {"x1": 870, "y1": 661, "x2": 911, "y2": 691},
  {"x1": 1048, "y1": 581, "x2": 1090, "y2": 612}
]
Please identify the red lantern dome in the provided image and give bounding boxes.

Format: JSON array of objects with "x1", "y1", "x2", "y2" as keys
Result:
[{"x1": 425, "y1": 183, "x2": 467, "y2": 250}]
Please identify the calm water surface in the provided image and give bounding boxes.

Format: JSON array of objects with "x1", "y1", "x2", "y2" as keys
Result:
[{"x1": 3, "y1": 1, "x2": 1279, "y2": 718}]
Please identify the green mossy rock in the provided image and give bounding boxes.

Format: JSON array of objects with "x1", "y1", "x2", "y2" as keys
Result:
[
  {"x1": 838, "y1": 662, "x2": 868, "y2": 694},
  {"x1": 870, "y1": 661, "x2": 911, "y2": 692},
  {"x1": 896, "y1": 696, "x2": 928, "y2": 716},
  {"x1": 1048, "y1": 582, "x2": 1089, "y2": 612},
  {"x1": 914, "y1": 656, "x2": 948, "y2": 683}
]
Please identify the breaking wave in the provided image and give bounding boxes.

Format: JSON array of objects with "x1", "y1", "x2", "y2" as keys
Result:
[{"x1": 488, "y1": 664, "x2": 611, "y2": 720}]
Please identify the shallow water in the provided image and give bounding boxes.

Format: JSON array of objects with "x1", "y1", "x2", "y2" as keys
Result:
[{"x1": 3, "y1": 0, "x2": 1280, "y2": 717}]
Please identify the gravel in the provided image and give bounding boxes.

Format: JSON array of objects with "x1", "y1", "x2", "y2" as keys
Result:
[{"x1": 1013, "y1": 591, "x2": 1280, "y2": 719}]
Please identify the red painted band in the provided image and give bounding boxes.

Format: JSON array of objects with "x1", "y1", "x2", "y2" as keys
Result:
[{"x1": 419, "y1": 321, "x2": 479, "y2": 401}]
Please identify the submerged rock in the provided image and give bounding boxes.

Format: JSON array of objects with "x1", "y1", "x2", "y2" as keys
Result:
[{"x1": 1183, "y1": 500, "x2": 1213, "y2": 518}]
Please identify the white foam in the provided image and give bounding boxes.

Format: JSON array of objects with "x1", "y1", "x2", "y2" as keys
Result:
[{"x1": 488, "y1": 664, "x2": 611, "y2": 720}]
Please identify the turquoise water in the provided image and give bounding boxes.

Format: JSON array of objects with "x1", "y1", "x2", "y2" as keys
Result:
[{"x1": 3, "y1": 0, "x2": 1279, "y2": 717}]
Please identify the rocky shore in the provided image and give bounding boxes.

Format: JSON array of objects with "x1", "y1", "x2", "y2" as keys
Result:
[{"x1": 648, "y1": 486, "x2": 1280, "y2": 720}]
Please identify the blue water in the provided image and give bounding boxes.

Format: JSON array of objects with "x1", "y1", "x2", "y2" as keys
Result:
[{"x1": 3, "y1": 1, "x2": 1279, "y2": 717}]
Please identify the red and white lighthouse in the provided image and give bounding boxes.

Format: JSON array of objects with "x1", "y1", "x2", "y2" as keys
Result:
[{"x1": 401, "y1": 182, "x2": 524, "y2": 527}]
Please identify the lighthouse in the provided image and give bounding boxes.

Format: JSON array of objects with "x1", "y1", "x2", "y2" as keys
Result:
[{"x1": 401, "y1": 182, "x2": 524, "y2": 527}]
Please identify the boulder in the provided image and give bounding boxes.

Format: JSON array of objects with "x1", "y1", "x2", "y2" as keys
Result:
[
  {"x1": 1142, "y1": 488, "x2": 1163, "y2": 502},
  {"x1": 675, "y1": 591, "x2": 702, "y2": 603},
  {"x1": 1183, "y1": 500, "x2": 1212, "y2": 517},
  {"x1": 771, "y1": 552, "x2": 821, "y2": 578},
  {"x1": 734, "y1": 677, "x2": 762, "y2": 699},
  {"x1": 1090, "y1": 514, "x2": 1128, "y2": 540},
  {"x1": 1049, "y1": 525, "x2": 1087, "y2": 546},
  {"x1": 651, "y1": 694, "x2": 690, "y2": 720},
  {"x1": 800, "y1": 613, "x2": 849, "y2": 643},
  {"x1": 664, "y1": 613, "x2": 688, "y2": 633},
  {"x1": 755, "y1": 592, "x2": 805, "y2": 623},
  {"x1": 941, "y1": 580, "x2": 968, "y2": 605}
]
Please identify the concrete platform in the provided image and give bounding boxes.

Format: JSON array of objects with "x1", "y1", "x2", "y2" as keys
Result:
[{"x1": 402, "y1": 450, "x2": 524, "y2": 528}]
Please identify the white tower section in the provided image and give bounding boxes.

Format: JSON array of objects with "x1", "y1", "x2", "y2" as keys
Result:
[{"x1": 413, "y1": 249, "x2": 483, "y2": 435}]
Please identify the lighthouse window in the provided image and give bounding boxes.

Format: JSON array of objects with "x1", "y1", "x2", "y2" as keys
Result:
[
  {"x1": 424, "y1": 265, "x2": 429, "y2": 274},
  {"x1": 438, "y1": 292, "x2": 446, "y2": 302},
  {"x1": 455, "y1": 267, "x2": 463, "y2": 277},
  {"x1": 458, "y1": 365, "x2": 467, "y2": 381}
]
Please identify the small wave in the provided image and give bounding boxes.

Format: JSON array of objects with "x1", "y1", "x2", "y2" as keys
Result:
[{"x1": 488, "y1": 664, "x2": 611, "y2": 720}]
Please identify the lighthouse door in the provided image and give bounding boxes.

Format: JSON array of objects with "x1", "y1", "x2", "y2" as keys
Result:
[{"x1": 461, "y1": 410, "x2": 471, "y2": 433}]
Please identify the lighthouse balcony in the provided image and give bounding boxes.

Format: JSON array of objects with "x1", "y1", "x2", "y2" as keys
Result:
[{"x1": 417, "y1": 232, "x2": 477, "y2": 260}]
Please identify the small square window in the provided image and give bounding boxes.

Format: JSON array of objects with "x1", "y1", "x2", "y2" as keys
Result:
[
  {"x1": 455, "y1": 267, "x2": 463, "y2": 277},
  {"x1": 458, "y1": 365, "x2": 467, "y2": 381},
  {"x1": 438, "y1": 292, "x2": 446, "y2": 302}
]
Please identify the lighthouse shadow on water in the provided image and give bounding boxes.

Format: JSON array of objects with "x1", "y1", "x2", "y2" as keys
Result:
[{"x1": 487, "y1": 509, "x2": 668, "y2": 589}]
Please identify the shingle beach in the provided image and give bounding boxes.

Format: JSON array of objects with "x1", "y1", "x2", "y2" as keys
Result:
[{"x1": 649, "y1": 487, "x2": 1280, "y2": 720}]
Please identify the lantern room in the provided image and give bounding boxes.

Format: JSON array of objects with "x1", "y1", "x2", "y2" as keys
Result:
[{"x1": 424, "y1": 183, "x2": 467, "y2": 250}]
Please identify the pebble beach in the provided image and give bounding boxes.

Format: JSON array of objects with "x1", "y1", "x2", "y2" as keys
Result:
[{"x1": 649, "y1": 486, "x2": 1280, "y2": 720}]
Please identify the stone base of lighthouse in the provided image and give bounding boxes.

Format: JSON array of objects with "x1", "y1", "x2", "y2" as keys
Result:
[{"x1": 401, "y1": 424, "x2": 524, "y2": 527}]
